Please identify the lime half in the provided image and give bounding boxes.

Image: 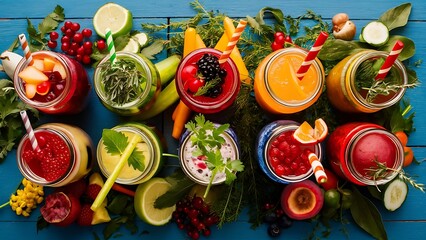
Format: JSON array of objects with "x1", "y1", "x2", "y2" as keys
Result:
[
  {"x1": 134, "y1": 178, "x2": 175, "y2": 226},
  {"x1": 93, "y1": 3, "x2": 133, "y2": 38}
]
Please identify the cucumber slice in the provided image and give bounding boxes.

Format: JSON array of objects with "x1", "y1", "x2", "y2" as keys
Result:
[
  {"x1": 133, "y1": 32, "x2": 148, "y2": 48},
  {"x1": 383, "y1": 177, "x2": 408, "y2": 211},
  {"x1": 361, "y1": 21, "x2": 389, "y2": 47},
  {"x1": 122, "y1": 38, "x2": 140, "y2": 53}
]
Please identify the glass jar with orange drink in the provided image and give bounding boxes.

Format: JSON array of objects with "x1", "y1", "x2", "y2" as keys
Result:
[
  {"x1": 254, "y1": 47, "x2": 325, "y2": 114},
  {"x1": 13, "y1": 51, "x2": 91, "y2": 114},
  {"x1": 326, "y1": 50, "x2": 408, "y2": 113}
]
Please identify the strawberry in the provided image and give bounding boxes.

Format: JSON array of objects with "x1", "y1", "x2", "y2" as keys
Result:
[
  {"x1": 85, "y1": 184, "x2": 102, "y2": 201},
  {"x1": 77, "y1": 204, "x2": 94, "y2": 226}
]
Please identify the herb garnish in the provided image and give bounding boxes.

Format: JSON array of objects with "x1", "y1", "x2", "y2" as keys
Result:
[
  {"x1": 98, "y1": 59, "x2": 147, "y2": 105},
  {"x1": 102, "y1": 129, "x2": 145, "y2": 172},
  {"x1": 185, "y1": 114, "x2": 244, "y2": 198}
]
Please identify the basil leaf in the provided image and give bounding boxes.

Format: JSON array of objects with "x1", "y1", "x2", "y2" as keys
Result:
[
  {"x1": 378, "y1": 3, "x2": 412, "y2": 31},
  {"x1": 318, "y1": 39, "x2": 366, "y2": 61},
  {"x1": 154, "y1": 173, "x2": 195, "y2": 208},
  {"x1": 378, "y1": 35, "x2": 415, "y2": 61},
  {"x1": 350, "y1": 186, "x2": 388, "y2": 240}
]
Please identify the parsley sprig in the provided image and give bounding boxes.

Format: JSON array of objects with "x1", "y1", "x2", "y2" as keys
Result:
[{"x1": 185, "y1": 115, "x2": 244, "y2": 198}]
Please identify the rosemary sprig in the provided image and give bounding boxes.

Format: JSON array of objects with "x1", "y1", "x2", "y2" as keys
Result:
[
  {"x1": 363, "y1": 80, "x2": 419, "y2": 103},
  {"x1": 193, "y1": 77, "x2": 221, "y2": 96},
  {"x1": 98, "y1": 59, "x2": 146, "y2": 105}
]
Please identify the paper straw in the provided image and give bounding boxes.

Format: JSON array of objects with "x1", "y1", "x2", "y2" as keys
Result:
[
  {"x1": 218, "y1": 19, "x2": 247, "y2": 64},
  {"x1": 375, "y1": 40, "x2": 404, "y2": 80},
  {"x1": 105, "y1": 28, "x2": 117, "y2": 64},
  {"x1": 20, "y1": 110, "x2": 40, "y2": 152},
  {"x1": 308, "y1": 152, "x2": 327, "y2": 183},
  {"x1": 18, "y1": 34, "x2": 34, "y2": 65},
  {"x1": 296, "y1": 31, "x2": 329, "y2": 80}
]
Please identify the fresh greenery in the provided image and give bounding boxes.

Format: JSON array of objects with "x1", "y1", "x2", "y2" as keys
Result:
[
  {"x1": 185, "y1": 114, "x2": 244, "y2": 198},
  {"x1": 378, "y1": 3, "x2": 412, "y2": 31},
  {"x1": 155, "y1": 170, "x2": 196, "y2": 208},
  {"x1": 98, "y1": 59, "x2": 147, "y2": 106},
  {"x1": 26, "y1": 5, "x2": 65, "y2": 52},
  {"x1": 102, "y1": 129, "x2": 145, "y2": 172},
  {"x1": 0, "y1": 80, "x2": 38, "y2": 162}
]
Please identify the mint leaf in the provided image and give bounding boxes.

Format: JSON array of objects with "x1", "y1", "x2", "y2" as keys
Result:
[
  {"x1": 102, "y1": 129, "x2": 128, "y2": 156},
  {"x1": 128, "y1": 148, "x2": 145, "y2": 172}
]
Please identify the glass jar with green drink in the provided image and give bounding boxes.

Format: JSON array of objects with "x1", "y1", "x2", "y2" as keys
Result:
[
  {"x1": 93, "y1": 51, "x2": 161, "y2": 116},
  {"x1": 326, "y1": 50, "x2": 408, "y2": 113}
]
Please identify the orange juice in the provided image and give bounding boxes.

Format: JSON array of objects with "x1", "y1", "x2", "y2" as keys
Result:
[{"x1": 254, "y1": 48, "x2": 324, "y2": 114}]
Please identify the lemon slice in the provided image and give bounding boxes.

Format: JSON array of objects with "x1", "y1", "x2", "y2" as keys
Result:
[
  {"x1": 93, "y1": 3, "x2": 133, "y2": 38},
  {"x1": 134, "y1": 178, "x2": 175, "y2": 226}
]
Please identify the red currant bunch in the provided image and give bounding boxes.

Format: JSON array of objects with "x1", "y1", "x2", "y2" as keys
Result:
[
  {"x1": 271, "y1": 32, "x2": 293, "y2": 51},
  {"x1": 172, "y1": 195, "x2": 219, "y2": 240},
  {"x1": 48, "y1": 21, "x2": 95, "y2": 65}
]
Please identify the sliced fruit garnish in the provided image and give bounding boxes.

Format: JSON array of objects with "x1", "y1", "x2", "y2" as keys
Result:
[
  {"x1": 25, "y1": 83, "x2": 37, "y2": 99},
  {"x1": 293, "y1": 118, "x2": 328, "y2": 144},
  {"x1": 43, "y1": 57, "x2": 56, "y2": 71},
  {"x1": 93, "y1": 2, "x2": 133, "y2": 38},
  {"x1": 36, "y1": 81, "x2": 51, "y2": 95},
  {"x1": 53, "y1": 62, "x2": 67, "y2": 79},
  {"x1": 18, "y1": 66, "x2": 48, "y2": 84},
  {"x1": 32, "y1": 59, "x2": 45, "y2": 71}
]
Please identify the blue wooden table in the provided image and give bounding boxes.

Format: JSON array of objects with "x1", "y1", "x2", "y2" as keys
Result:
[{"x1": 1, "y1": 0, "x2": 425, "y2": 239}]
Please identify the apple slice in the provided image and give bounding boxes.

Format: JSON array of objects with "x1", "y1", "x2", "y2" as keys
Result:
[
  {"x1": 53, "y1": 62, "x2": 67, "y2": 79},
  {"x1": 25, "y1": 83, "x2": 37, "y2": 99},
  {"x1": 43, "y1": 57, "x2": 56, "y2": 71},
  {"x1": 18, "y1": 66, "x2": 48, "y2": 84},
  {"x1": 32, "y1": 59, "x2": 45, "y2": 71}
]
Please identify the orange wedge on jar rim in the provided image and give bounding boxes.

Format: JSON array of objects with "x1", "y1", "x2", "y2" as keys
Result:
[{"x1": 293, "y1": 118, "x2": 328, "y2": 144}]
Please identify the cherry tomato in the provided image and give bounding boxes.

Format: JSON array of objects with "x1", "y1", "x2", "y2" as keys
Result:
[
  {"x1": 188, "y1": 78, "x2": 205, "y2": 93},
  {"x1": 271, "y1": 41, "x2": 283, "y2": 51},
  {"x1": 274, "y1": 31, "x2": 285, "y2": 39},
  {"x1": 284, "y1": 35, "x2": 293, "y2": 44},
  {"x1": 36, "y1": 81, "x2": 51, "y2": 95},
  {"x1": 181, "y1": 65, "x2": 198, "y2": 81},
  {"x1": 319, "y1": 168, "x2": 339, "y2": 191},
  {"x1": 274, "y1": 34, "x2": 285, "y2": 45}
]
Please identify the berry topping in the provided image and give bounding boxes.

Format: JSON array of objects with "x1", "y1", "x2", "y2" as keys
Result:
[{"x1": 77, "y1": 204, "x2": 94, "y2": 226}]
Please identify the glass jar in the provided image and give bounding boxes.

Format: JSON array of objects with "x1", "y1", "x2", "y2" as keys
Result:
[
  {"x1": 93, "y1": 51, "x2": 161, "y2": 116},
  {"x1": 175, "y1": 48, "x2": 240, "y2": 114},
  {"x1": 97, "y1": 123, "x2": 163, "y2": 185},
  {"x1": 327, "y1": 122, "x2": 404, "y2": 185},
  {"x1": 16, "y1": 123, "x2": 94, "y2": 187},
  {"x1": 13, "y1": 51, "x2": 91, "y2": 114},
  {"x1": 178, "y1": 124, "x2": 240, "y2": 185},
  {"x1": 326, "y1": 50, "x2": 408, "y2": 113},
  {"x1": 256, "y1": 120, "x2": 323, "y2": 184},
  {"x1": 254, "y1": 48, "x2": 325, "y2": 114}
]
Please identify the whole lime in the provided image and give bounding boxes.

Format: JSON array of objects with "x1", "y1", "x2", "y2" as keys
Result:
[{"x1": 324, "y1": 189, "x2": 341, "y2": 209}]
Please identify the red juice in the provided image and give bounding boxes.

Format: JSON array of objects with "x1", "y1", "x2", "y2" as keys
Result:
[
  {"x1": 326, "y1": 122, "x2": 404, "y2": 185},
  {"x1": 175, "y1": 48, "x2": 240, "y2": 114}
]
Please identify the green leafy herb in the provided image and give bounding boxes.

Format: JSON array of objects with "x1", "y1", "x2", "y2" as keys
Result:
[
  {"x1": 155, "y1": 170, "x2": 195, "y2": 208},
  {"x1": 140, "y1": 39, "x2": 165, "y2": 59},
  {"x1": 0, "y1": 80, "x2": 39, "y2": 162},
  {"x1": 193, "y1": 77, "x2": 221, "y2": 96},
  {"x1": 102, "y1": 129, "x2": 145, "y2": 172},
  {"x1": 378, "y1": 35, "x2": 415, "y2": 61},
  {"x1": 98, "y1": 59, "x2": 147, "y2": 106},
  {"x1": 26, "y1": 5, "x2": 65, "y2": 52},
  {"x1": 185, "y1": 114, "x2": 244, "y2": 198},
  {"x1": 378, "y1": 3, "x2": 411, "y2": 31}
]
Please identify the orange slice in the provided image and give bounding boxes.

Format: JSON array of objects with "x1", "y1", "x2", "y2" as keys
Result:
[{"x1": 293, "y1": 118, "x2": 328, "y2": 144}]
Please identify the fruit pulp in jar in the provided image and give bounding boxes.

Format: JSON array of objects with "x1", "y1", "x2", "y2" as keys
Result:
[
  {"x1": 94, "y1": 52, "x2": 160, "y2": 116},
  {"x1": 175, "y1": 48, "x2": 240, "y2": 114},
  {"x1": 254, "y1": 48, "x2": 324, "y2": 114},
  {"x1": 15, "y1": 52, "x2": 90, "y2": 114},
  {"x1": 19, "y1": 123, "x2": 93, "y2": 186},
  {"x1": 326, "y1": 122, "x2": 403, "y2": 185}
]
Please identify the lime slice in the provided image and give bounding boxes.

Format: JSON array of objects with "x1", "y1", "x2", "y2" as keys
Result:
[
  {"x1": 134, "y1": 178, "x2": 175, "y2": 226},
  {"x1": 133, "y1": 32, "x2": 148, "y2": 48},
  {"x1": 361, "y1": 21, "x2": 389, "y2": 47},
  {"x1": 93, "y1": 3, "x2": 133, "y2": 38},
  {"x1": 121, "y1": 38, "x2": 140, "y2": 53}
]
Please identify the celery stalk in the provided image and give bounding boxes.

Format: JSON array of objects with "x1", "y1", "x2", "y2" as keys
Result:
[
  {"x1": 91, "y1": 134, "x2": 142, "y2": 211},
  {"x1": 154, "y1": 55, "x2": 181, "y2": 86}
]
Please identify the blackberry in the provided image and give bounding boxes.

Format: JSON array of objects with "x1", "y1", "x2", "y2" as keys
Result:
[
  {"x1": 197, "y1": 53, "x2": 221, "y2": 81},
  {"x1": 206, "y1": 85, "x2": 222, "y2": 98}
]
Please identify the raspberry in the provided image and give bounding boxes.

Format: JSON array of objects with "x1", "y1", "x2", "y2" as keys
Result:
[
  {"x1": 77, "y1": 204, "x2": 94, "y2": 226},
  {"x1": 85, "y1": 184, "x2": 102, "y2": 201}
]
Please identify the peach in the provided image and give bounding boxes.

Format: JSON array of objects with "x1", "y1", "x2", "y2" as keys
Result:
[{"x1": 18, "y1": 66, "x2": 48, "y2": 84}]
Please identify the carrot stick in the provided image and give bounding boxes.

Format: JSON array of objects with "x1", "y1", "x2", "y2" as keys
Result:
[
  {"x1": 172, "y1": 101, "x2": 182, "y2": 121},
  {"x1": 112, "y1": 183, "x2": 135, "y2": 197},
  {"x1": 172, "y1": 101, "x2": 192, "y2": 139}
]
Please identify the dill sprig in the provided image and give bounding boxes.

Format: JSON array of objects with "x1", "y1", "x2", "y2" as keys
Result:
[{"x1": 98, "y1": 59, "x2": 146, "y2": 105}]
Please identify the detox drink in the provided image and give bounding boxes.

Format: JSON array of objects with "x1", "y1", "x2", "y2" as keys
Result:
[
  {"x1": 16, "y1": 123, "x2": 94, "y2": 187},
  {"x1": 13, "y1": 51, "x2": 90, "y2": 114},
  {"x1": 256, "y1": 120, "x2": 323, "y2": 184},
  {"x1": 93, "y1": 51, "x2": 161, "y2": 116},
  {"x1": 326, "y1": 51, "x2": 408, "y2": 113},
  {"x1": 326, "y1": 122, "x2": 404, "y2": 185},
  {"x1": 254, "y1": 48, "x2": 325, "y2": 114},
  {"x1": 175, "y1": 48, "x2": 240, "y2": 114}
]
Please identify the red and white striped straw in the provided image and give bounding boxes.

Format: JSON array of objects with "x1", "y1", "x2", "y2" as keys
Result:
[
  {"x1": 375, "y1": 40, "x2": 404, "y2": 80},
  {"x1": 18, "y1": 34, "x2": 34, "y2": 66},
  {"x1": 296, "y1": 31, "x2": 329, "y2": 80},
  {"x1": 308, "y1": 152, "x2": 327, "y2": 183},
  {"x1": 218, "y1": 19, "x2": 247, "y2": 64},
  {"x1": 20, "y1": 110, "x2": 40, "y2": 152}
]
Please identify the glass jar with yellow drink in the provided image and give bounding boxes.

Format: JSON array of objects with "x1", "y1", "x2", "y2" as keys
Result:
[
  {"x1": 96, "y1": 123, "x2": 163, "y2": 185},
  {"x1": 326, "y1": 50, "x2": 408, "y2": 113},
  {"x1": 254, "y1": 47, "x2": 325, "y2": 114}
]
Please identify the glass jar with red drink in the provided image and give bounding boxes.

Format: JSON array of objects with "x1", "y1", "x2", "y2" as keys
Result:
[
  {"x1": 326, "y1": 122, "x2": 404, "y2": 185},
  {"x1": 175, "y1": 48, "x2": 240, "y2": 114},
  {"x1": 16, "y1": 123, "x2": 94, "y2": 187},
  {"x1": 256, "y1": 120, "x2": 323, "y2": 184},
  {"x1": 13, "y1": 51, "x2": 91, "y2": 114}
]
